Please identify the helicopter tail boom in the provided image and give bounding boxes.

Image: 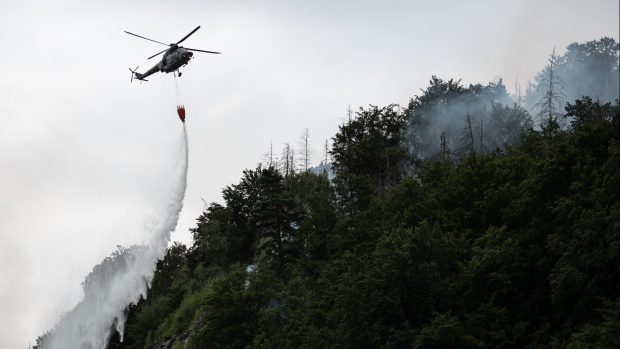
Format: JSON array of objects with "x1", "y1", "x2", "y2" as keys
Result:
[{"x1": 134, "y1": 73, "x2": 148, "y2": 82}]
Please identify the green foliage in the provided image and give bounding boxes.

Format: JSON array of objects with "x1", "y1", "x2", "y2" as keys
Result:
[
  {"x1": 567, "y1": 298, "x2": 620, "y2": 349},
  {"x1": 413, "y1": 313, "x2": 481, "y2": 349},
  {"x1": 331, "y1": 104, "x2": 409, "y2": 207},
  {"x1": 189, "y1": 203, "x2": 234, "y2": 271},
  {"x1": 111, "y1": 92, "x2": 619, "y2": 349}
]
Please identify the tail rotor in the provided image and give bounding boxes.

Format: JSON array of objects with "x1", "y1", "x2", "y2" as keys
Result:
[{"x1": 128, "y1": 66, "x2": 139, "y2": 83}]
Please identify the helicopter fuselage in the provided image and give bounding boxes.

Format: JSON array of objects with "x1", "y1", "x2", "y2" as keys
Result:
[
  {"x1": 136, "y1": 47, "x2": 194, "y2": 81},
  {"x1": 160, "y1": 47, "x2": 194, "y2": 72}
]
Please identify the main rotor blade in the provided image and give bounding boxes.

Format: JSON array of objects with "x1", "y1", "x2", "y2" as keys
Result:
[
  {"x1": 124, "y1": 31, "x2": 169, "y2": 46},
  {"x1": 148, "y1": 49, "x2": 167, "y2": 60},
  {"x1": 185, "y1": 48, "x2": 221, "y2": 54},
  {"x1": 176, "y1": 26, "x2": 201, "y2": 45}
]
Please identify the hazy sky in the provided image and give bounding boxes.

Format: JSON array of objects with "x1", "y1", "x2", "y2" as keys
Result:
[{"x1": 1, "y1": 0, "x2": 618, "y2": 347}]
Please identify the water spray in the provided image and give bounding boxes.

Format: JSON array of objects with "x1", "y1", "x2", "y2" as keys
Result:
[{"x1": 42, "y1": 124, "x2": 189, "y2": 349}]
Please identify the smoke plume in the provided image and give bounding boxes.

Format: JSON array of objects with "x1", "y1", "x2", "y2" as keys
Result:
[
  {"x1": 524, "y1": 37, "x2": 620, "y2": 123},
  {"x1": 40, "y1": 125, "x2": 188, "y2": 349},
  {"x1": 405, "y1": 77, "x2": 531, "y2": 161}
]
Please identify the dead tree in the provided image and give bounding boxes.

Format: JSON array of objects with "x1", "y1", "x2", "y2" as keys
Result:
[
  {"x1": 279, "y1": 143, "x2": 293, "y2": 177},
  {"x1": 535, "y1": 48, "x2": 565, "y2": 125},
  {"x1": 514, "y1": 76, "x2": 524, "y2": 107},
  {"x1": 478, "y1": 119, "x2": 485, "y2": 155},
  {"x1": 460, "y1": 113, "x2": 476, "y2": 156},
  {"x1": 440, "y1": 131, "x2": 451, "y2": 161},
  {"x1": 297, "y1": 128, "x2": 312, "y2": 172},
  {"x1": 262, "y1": 141, "x2": 275, "y2": 168},
  {"x1": 324, "y1": 139, "x2": 329, "y2": 165}
]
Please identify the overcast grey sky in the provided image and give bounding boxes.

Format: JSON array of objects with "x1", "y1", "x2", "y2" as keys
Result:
[{"x1": 0, "y1": 0, "x2": 618, "y2": 347}]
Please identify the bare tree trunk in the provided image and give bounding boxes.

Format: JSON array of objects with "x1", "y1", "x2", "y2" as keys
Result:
[
  {"x1": 297, "y1": 128, "x2": 312, "y2": 172},
  {"x1": 324, "y1": 139, "x2": 329, "y2": 165},
  {"x1": 479, "y1": 120, "x2": 483, "y2": 155},
  {"x1": 467, "y1": 113, "x2": 475, "y2": 155},
  {"x1": 280, "y1": 143, "x2": 291, "y2": 177}
]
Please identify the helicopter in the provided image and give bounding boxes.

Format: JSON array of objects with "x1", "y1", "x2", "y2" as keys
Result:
[{"x1": 125, "y1": 26, "x2": 220, "y2": 82}]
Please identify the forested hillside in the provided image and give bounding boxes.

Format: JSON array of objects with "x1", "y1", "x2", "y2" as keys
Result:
[{"x1": 37, "y1": 38, "x2": 619, "y2": 349}]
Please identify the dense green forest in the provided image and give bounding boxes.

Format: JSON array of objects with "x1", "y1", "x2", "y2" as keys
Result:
[
  {"x1": 37, "y1": 38, "x2": 619, "y2": 349},
  {"x1": 111, "y1": 39, "x2": 618, "y2": 349}
]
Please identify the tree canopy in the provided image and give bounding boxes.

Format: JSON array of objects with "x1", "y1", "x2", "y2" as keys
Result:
[{"x1": 36, "y1": 37, "x2": 620, "y2": 349}]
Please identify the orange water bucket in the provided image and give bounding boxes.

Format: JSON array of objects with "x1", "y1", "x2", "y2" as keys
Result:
[{"x1": 176, "y1": 105, "x2": 186, "y2": 123}]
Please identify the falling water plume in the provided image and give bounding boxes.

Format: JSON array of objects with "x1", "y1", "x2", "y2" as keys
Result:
[{"x1": 42, "y1": 124, "x2": 188, "y2": 349}]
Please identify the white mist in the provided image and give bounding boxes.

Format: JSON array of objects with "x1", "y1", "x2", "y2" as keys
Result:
[{"x1": 43, "y1": 125, "x2": 188, "y2": 349}]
